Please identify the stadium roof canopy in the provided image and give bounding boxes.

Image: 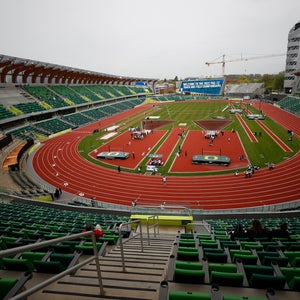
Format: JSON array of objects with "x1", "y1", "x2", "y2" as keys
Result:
[{"x1": 0, "y1": 54, "x2": 158, "y2": 85}]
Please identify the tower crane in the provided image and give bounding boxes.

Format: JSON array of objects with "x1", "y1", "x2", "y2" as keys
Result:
[{"x1": 205, "y1": 53, "x2": 286, "y2": 76}]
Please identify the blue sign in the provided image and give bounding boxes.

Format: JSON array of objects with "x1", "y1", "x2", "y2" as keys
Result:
[
  {"x1": 179, "y1": 79, "x2": 225, "y2": 95},
  {"x1": 132, "y1": 81, "x2": 148, "y2": 87}
]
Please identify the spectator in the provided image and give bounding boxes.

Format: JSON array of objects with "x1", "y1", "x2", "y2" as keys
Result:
[
  {"x1": 230, "y1": 223, "x2": 247, "y2": 240},
  {"x1": 271, "y1": 222, "x2": 290, "y2": 240},
  {"x1": 160, "y1": 201, "x2": 166, "y2": 209},
  {"x1": 82, "y1": 223, "x2": 94, "y2": 237},
  {"x1": 54, "y1": 188, "x2": 60, "y2": 199},
  {"x1": 162, "y1": 176, "x2": 167, "y2": 185},
  {"x1": 83, "y1": 224, "x2": 104, "y2": 240},
  {"x1": 247, "y1": 219, "x2": 269, "y2": 240},
  {"x1": 94, "y1": 224, "x2": 104, "y2": 239}
]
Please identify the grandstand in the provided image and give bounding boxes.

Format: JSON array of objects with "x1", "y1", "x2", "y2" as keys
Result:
[
  {"x1": 0, "y1": 54, "x2": 300, "y2": 299},
  {"x1": 225, "y1": 83, "x2": 264, "y2": 99},
  {"x1": 277, "y1": 96, "x2": 300, "y2": 116}
]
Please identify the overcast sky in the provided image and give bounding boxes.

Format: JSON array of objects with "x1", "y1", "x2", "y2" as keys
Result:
[{"x1": 1, "y1": 0, "x2": 299, "y2": 79}]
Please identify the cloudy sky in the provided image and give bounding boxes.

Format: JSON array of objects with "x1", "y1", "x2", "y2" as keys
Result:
[{"x1": 1, "y1": 0, "x2": 299, "y2": 79}]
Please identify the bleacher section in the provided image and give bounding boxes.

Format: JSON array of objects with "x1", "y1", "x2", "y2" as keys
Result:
[
  {"x1": 48, "y1": 85, "x2": 87, "y2": 105},
  {"x1": 7, "y1": 125, "x2": 49, "y2": 140},
  {"x1": 69, "y1": 85, "x2": 101, "y2": 101},
  {"x1": 22, "y1": 86, "x2": 67, "y2": 108},
  {"x1": 115, "y1": 85, "x2": 135, "y2": 96},
  {"x1": 166, "y1": 218, "x2": 300, "y2": 298},
  {"x1": 12, "y1": 101, "x2": 46, "y2": 114},
  {"x1": 4, "y1": 97, "x2": 144, "y2": 141},
  {"x1": 87, "y1": 85, "x2": 115, "y2": 99},
  {"x1": 0, "y1": 202, "x2": 127, "y2": 251},
  {"x1": 131, "y1": 85, "x2": 151, "y2": 94},
  {"x1": 81, "y1": 107, "x2": 108, "y2": 120},
  {"x1": 0, "y1": 84, "x2": 145, "y2": 126},
  {"x1": 0, "y1": 202, "x2": 128, "y2": 278},
  {"x1": 0, "y1": 104, "x2": 15, "y2": 120},
  {"x1": 1, "y1": 200, "x2": 300, "y2": 299},
  {"x1": 278, "y1": 96, "x2": 300, "y2": 116},
  {"x1": 225, "y1": 83, "x2": 264, "y2": 98},
  {"x1": 35, "y1": 118, "x2": 72, "y2": 134},
  {"x1": 61, "y1": 112, "x2": 94, "y2": 127},
  {"x1": 100, "y1": 85, "x2": 124, "y2": 98}
]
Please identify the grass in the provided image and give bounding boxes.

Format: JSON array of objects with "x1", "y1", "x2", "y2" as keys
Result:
[{"x1": 78, "y1": 100, "x2": 300, "y2": 175}]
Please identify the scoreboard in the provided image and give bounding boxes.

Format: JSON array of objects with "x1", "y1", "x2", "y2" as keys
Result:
[{"x1": 179, "y1": 78, "x2": 225, "y2": 95}]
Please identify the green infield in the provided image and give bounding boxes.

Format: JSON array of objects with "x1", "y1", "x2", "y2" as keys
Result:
[{"x1": 78, "y1": 101, "x2": 300, "y2": 175}]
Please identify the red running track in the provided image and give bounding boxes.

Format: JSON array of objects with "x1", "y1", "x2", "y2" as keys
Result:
[
  {"x1": 253, "y1": 102, "x2": 300, "y2": 138},
  {"x1": 32, "y1": 103, "x2": 300, "y2": 210}
]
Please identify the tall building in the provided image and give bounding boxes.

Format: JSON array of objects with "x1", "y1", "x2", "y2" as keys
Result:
[{"x1": 284, "y1": 20, "x2": 300, "y2": 94}]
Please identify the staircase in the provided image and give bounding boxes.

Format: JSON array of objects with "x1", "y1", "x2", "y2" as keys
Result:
[{"x1": 30, "y1": 232, "x2": 177, "y2": 300}]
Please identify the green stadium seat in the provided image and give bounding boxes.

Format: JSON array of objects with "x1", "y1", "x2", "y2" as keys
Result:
[
  {"x1": 200, "y1": 240, "x2": 218, "y2": 248},
  {"x1": 232, "y1": 254, "x2": 258, "y2": 265},
  {"x1": 173, "y1": 268, "x2": 205, "y2": 283},
  {"x1": 0, "y1": 271, "x2": 32, "y2": 300},
  {"x1": 197, "y1": 234, "x2": 212, "y2": 240},
  {"x1": 284, "y1": 251, "x2": 300, "y2": 267},
  {"x1": 1, "y1": 258, "x2": 35, "y2": 272},
  {"x1": 221, "y1": 241, "x2": 240, "y2": 250},
  {"x1": 240, "y1": 241, "x2": 263, "y2": 251},
  {"x1": 210, "y1": 271, "x2": 244, "y2": 287},
  {"x1": 49, "y1": 253, "x2": 79, "y2": 269},
  {"x1": 177, "y1": 247, "x2": 199, "y2": 261},
  {"x1": 75, "y1": 242, "x2": 103, "y2": 255},
  {"x1": 257, "y1": 251, "x2": 279, "y2": 260},
  {"x1": 203, "y1": 251, "x2": 228, "y2": 263},
  {"x1": 33, "y1": 260, "x2": 65, "y2": 273},
  {"x1": 21, "y1": 251, "x2": 47, "y2": 264},
  {"x1": 180, "y1": 233, "x2": 194, "y2": 239},
  {"x1": 261, "y1": 256, "x2": 289, "y2": 267},
  {"x1": 0, "y1": 278, "x2": 18, "y2": 300},
  {"x1": 248, "y1": 273, "x2": 286, "y2": 289},
  {"x1": 208, "y1": 263, "x2": 237, "y2": 273},
  {"x1": 203, "y1": 248, "x2": 224, "y2": 254},
  {"x1": 215, "y1": 235, "x2": 230, "y2": 241},
  {"x1": 289, "y1": 276, "x2": 300, "y2": 291},
  {"x1": 175, "y1": 261, "x2": 202, "y2": 270},
  {"x1": 280, "y1": 267, "x2": 300, "y2": 290},
  {"x1": 98, "y1": 235, "x2": 119, "y2": 245},
  {"x1": 243, "y1": 264, "x2": 274, "y2": 279},
  {"x1": 230, "y1": 249, "x2": 251, "y2": 259},
  {"x1": 50, "y1": 244, "x2": 74, "y2": 254},
  {"x1": 179, "y1": 239, "x2": 196, "y2": 247}
]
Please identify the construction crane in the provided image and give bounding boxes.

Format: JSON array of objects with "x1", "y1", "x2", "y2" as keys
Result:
[{"x1": 205, "y1": 53, "x2": 286, "y2": 76}]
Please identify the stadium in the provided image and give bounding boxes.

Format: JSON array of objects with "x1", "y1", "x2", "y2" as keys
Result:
[{"x1": 1, "y1": 16, "x2": 300, "y2": 300}]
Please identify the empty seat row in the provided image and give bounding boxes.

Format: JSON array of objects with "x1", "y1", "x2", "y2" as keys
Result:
[{"x1": 171, "y1": 258, "x2": 300, "y2": 291}]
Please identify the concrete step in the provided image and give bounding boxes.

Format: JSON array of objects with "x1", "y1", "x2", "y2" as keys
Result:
[{"x1": 31, "y1": 233, "x2": 177, "y2": 300}]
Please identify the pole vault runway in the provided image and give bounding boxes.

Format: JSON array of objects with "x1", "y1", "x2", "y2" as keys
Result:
[{"x1": 32, "y1": 103, "x2": 300, "y2": 210}]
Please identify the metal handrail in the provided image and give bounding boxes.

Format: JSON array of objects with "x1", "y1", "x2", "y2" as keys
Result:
[
  {"x1": 118, "y1": 219, "x2": 143, "y2": 272},
  {"x1": 146, "y1": 215, "x2": 159, "y2": 245},
  {"x1": 0, "y1": 231, "x2": 104, "y2": 299},
  {"x1": 185, "y1": 221, "x2": 212, "y2": 234}
]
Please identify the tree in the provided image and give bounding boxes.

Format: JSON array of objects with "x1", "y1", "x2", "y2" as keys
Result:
[{"x1": 258, "y1": 73, "x2": 284, "y2": 93}]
